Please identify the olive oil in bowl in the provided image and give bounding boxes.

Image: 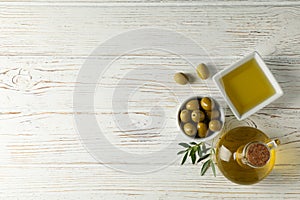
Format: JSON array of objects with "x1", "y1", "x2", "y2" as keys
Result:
[
  {"x1": 213, "y1": 52, "x2": 283, "y2": 120},
  {"x1": 221, "y1": 58, "x2": 275, "y2": 114}
]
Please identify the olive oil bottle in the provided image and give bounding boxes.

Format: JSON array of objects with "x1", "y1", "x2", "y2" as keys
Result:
[{"x1": 215, "y1": 127, "x2": 279, "y2": 185}]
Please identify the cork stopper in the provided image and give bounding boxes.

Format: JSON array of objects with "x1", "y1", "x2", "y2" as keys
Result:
[{"x1": 246, "y1": 143, "x2": 270, "y2": 167}]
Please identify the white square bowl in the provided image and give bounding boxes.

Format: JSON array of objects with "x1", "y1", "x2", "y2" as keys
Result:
[{"x1": 213, "y1": 51, "x2": 283, "y2": 121}]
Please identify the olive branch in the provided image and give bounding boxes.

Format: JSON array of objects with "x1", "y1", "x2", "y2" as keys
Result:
[{"x1": 177, "y1": 142, "x2": 216, "y2": 176}]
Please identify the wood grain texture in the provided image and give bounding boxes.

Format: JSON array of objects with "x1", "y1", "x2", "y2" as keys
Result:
[
  {"x1": 0, "y1": 5, "x2": 299, "y2": 57},
  {"x1": 1, "y1": 0, "x2": 300, "y2": 6},
  {"x1": 0, "y1": 1, "x2": 299, "y2": 199}
]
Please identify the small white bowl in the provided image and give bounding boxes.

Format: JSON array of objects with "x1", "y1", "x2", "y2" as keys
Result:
[
  {"x1": 213, "y1": 51, "x2": 283, "y2": 121},
  {"x1": 177, "y1": 96, "x2": 225, "y2": 142}
]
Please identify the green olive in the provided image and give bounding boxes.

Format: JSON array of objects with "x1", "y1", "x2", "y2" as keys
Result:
[
  {"x1": 191, "y1": 110, "x2": 205, "y2": 123},
  {"x1": 197, "y1": 122, "x2": 208, "y2": 138},
  {"x1": 210, "y1": 110, "x2": 220, "y2": 119},
  {"x1": 209, "y1": 120, "x2": 222, "y2": 132},
  {"x1": 186, "y1": 99, "x2": 200, "y2": 110},
  {"x1": 200, "y1": 97, "x2": 215, "y2": 111},
  {"x1": 180, "y1": 109, "x2": 190, "y2": 123},
  {"x1": 206, "y1": 111, "x2": 211, "y2": 119},
  {"x1": 196, "y1": 63, "x2": 210, "y2": 80},
  {"x1": 174, "y1": 72, "x2": 189, "y2": 85},
  {"x1": 206, "y1": 110, "x2": 220, "y2": 120},
  {"x1": 183, "y1": 123, "x2": 197, "y2": 137}
]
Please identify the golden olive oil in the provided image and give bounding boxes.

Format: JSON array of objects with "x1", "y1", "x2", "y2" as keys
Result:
[
  {"x1": 215, "y1": 127, "x2": 276, "y2": 185},
  {"x1": 221, "y1": 59, "x2": 275, "y2": 115}
]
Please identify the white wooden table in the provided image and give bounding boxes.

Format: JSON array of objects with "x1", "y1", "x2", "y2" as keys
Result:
[{"x1": 1, "y1": 0, "x2": 300, "y2": 199}]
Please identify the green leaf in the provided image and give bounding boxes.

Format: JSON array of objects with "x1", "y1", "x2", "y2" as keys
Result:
[
  {"x1": 201, "y1": 143, "x2": 206, "y2": 151},
  {"x1": 211, "y1": 160, "x2": 216, "y2": 177},
  {"x1": 201, "y1": 160, "x2": 211, "y2": 176},
  {"x1": 181, "y1": 151, "x2": 189, "y2": 165},
  {"x1": 189, "y1": 147, "x2": 198, "y2": 164},
  {"x1": 197, "y1": 154, "x2": 210, "y2": 163},
  {"x1": 191, "y1": 152, "x2": 196, "y2": 164},
  {"x1": 192, "y1": 146, "x2": 198, "y2": 152},
  {"x1": 189, "y1": 148, "x2": 194, "y2": 157},
  {"x1": 179, "y1": 143, "x2": 190, "y2": 148},
  {"x1": 189, "y1": 142, "x2": 197, "y2": 145},
  {"x1": 189, "y1": 147, "x2": 196, "y2": 156},
  {"x1": 197, "y1": 145, "x2": 203, "y2": 157},
  {"x1": 211, "y1": 148, "x2": 216, "y2": 154},
  {"x1": 177, "y1": 150, "x2": 187, "y2": 155}
]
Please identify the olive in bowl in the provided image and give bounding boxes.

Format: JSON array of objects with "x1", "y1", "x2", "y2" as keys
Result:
[{"x1": 177, "y1": 96, "x2": 224, "y2": 141}]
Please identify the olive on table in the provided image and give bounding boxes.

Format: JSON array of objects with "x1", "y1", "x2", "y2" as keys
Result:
[
  {"x1": 201, "y1": 97, "x2": 215, "y2": 111},
  {"x1": 196, "y1": 63, "x2": 210, "y2": 80},
  {"x1": 186, "y1": 99, "x2": 200, "y2": 110},
  {"x1": 191, "y1": 110, "x2": 205, "y2": 123},
  {"x1": 174, "y1": 72, "x2": 189, "y2": 85},
  {"x1": 197, "y1": 122, "x2": 208, "y2": 138},
  {"x1": 209, "y1": 120, "x2": 222, "y2": 131},
  {"x1": 180, "y1": 109, "x2": 190, "y2": 123},
  {"x1": 183, "y1": 123, "x2": 197, "y2": 136}
]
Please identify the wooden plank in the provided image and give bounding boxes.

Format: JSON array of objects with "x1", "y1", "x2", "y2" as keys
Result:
[
  {"x1": 0, "y1": 56, "x2": 298, "y2": 112},
  {"x1": 0, "y1": 5, "x2": 299, "y2": 57},
  {"x1": 0, "y1": 0, "x2": 300, "y2": 6},
  {"x1": 0, "y1": 108, "x2": 298, "y2": 165},
  {"x1": 0, "y1": 164, "x2": 299, "y2": 198}
]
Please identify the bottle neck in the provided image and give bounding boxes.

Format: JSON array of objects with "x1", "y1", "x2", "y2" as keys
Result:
[{"x1": 234, "y1": 142, "x2": 271, "y2": 168}]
